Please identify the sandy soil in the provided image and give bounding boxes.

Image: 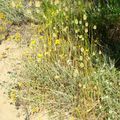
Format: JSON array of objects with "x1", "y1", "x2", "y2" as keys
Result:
[
  {"x1": 0, "y1": 40, "x2": 49, "y2": 120},
  {"x1": 0, "y1": 40, "x2": 25, "y2": 120}
]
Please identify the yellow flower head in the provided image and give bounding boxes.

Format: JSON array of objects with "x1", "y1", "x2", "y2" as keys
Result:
[
  {"x1": 31, "y1": 40, "x2": 36, "y2": 45},
  {"x1": 31, "y1": 106, "x2": 39, "y2": 114},
  {"x1": 37, "y1": 53, "x2": 43, "y2": 58},
  {"x1": 0, "y1": 12, "x2": 5, "y2": 19},
  {"x1": 18, "y1": 81, "x2": 23, "y2": 88},
  {"x1": 55, "y1": 39, "x2": 60, "y2": 45},
  {"x1": 10, "y1": 91, "x2": 16, "y2": 101},
  {"x1": 15, "y1": 32, "x2": 21, "y2": 41},
  {"x1": 16, "y1": 1, "x2": 23, "y2": 8}
]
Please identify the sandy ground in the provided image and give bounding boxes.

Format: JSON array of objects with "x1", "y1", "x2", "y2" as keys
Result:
[
  {"x1": 0, "y1": 40, "x2": 25, "y2": 120},
  {"x1": 0, "y1": 40, "x2": 49, "y2": 120}
]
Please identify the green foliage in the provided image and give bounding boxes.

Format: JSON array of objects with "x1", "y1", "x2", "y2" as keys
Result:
[{"x1": 87, "y1": 0, "x2": 120, "y2": 67}]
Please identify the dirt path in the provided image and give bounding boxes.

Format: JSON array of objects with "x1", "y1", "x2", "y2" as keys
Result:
[
  {"x1": 0, "y1": 40, "x2": 49, "y2": 120},
  {"x1": 0, "y1": 40, "x2": 25, "y2": 120}
]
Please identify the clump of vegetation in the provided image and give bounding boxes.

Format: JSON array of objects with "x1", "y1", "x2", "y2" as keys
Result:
[
  {"x1": 1, "y1": 0, "x2": 120, "y2": 120},
  {"x1": 16, "y1": 59, "x2": 119, "y2": 120},
  {"x1": 87, "y1": 0, "x2": 120, "y2": 68}
]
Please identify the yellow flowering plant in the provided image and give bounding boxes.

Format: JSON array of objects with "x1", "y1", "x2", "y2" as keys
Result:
[{"x1": 6, "y1": 1, "x2": 119, "y2": 120}]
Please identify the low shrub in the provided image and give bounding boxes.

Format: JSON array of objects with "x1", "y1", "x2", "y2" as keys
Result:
[{"x1": 14, "y1": 60, "x2": 120, "y2": 120}]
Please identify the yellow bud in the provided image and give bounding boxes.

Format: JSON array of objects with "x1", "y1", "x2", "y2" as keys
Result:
[
  {"x1": 79, "y1": 35, "x2": 83, "y2": 39},
  {"x1": 85, "y1": 22, "x2": 88, "y2": 27},
  {"x1": 78, "y1": 83, "x2": 82, "y2": 88},
  {"x1": 99, "y1": 50, "x2": 102, "y2": 55},
  {"x1": 81, "y1": 37, "x2": 84, "y2": 41},
  {"x1": 74, "y1": 19, "x2": 78, "y2": 25},
  {"x1": 80, "y1": 47, "x2": 84, "y2": 52},
  {"x1": 80, "y1": 62, "x2": 84, "y2": 68},
  {"x1": 85, "y1": 28, "x2": 88, "y2": 33},
  {"x1": 79, "y1": 56, "x2": 83, "y2": 61},
  {"x1": 83, "y1": 14, "x2": 87, "y2": 20},
  {"x1": 92, "y1": 52, "x2": 96, "y2": 56},
  {"x1": 79, "y1": 21, "x2": 82, "y2": 24},
  {"x1": 93, "y1": 25, "x2": 97, "y2": 30}
]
